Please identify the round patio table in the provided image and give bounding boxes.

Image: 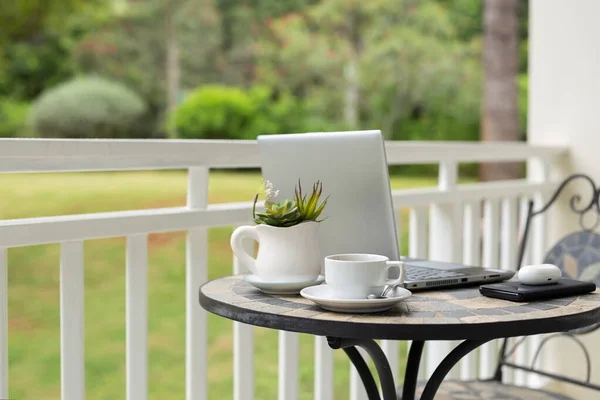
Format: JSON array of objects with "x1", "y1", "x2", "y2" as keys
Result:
[{"x1": 199, "y1": 275, "x2": 600, "y2": 400}]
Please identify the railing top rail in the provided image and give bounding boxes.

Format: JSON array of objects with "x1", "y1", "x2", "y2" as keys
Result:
[
  {"x1": 0, "y1": 180, "x2": 557, "y2": 247},
  {"x1": 0, "y1": 137, "x2": 568, "y2": 173}
]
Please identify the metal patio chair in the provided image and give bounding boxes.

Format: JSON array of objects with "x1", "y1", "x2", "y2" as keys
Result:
[{"x1": 398, "y1": 173, "x2": 600, "y2": 400}]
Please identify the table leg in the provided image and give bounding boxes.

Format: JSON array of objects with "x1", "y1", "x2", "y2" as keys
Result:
[
  {"x1": 342, "y1": 346, "x2": 381, "y2": 400},
  {"x1": 401, "y1": 341, "x2": 424, "y2": 400},
  {"x1": 328, "y1": 337, "x2": 397, "y2": 400},
  {"x1": 419, "y1": 339, "x2": 491, "y2": 400}
]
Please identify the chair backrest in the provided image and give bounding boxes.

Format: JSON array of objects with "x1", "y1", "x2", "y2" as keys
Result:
[
  {"x1": 543, "y1": 230, "x2": 600, "y2": 335},
  {"x1": 516, "y1": 173, "x2": 600, "y2": 286},
  {"x1": 543, "y1": 230, "x2": 600, "y2": 285},
  {"x1": 494, "y1": 173, "x2": 600, "y2": 390}
]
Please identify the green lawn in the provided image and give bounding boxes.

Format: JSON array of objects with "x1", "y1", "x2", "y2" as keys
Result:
[{"x1": 0, "y1": 171, "x2": 438, "y2": 400}]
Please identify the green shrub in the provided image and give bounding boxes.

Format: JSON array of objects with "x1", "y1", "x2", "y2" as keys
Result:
[
  {"x1": 171, "y1": 85, "x2": 254, "y2": 140},
  {"x1": 0, "y1": 98, "x2": 31, "y2": 137},
  {"x1": 171, "y1": 85, "x2": 321, "y2": 140},
  {"x1": 244, "y1": 86, "x2": 290, "y2": 139},
  {"x1": 30, "y1": 77, "x2": 147, "y2": 138},
  {"x1": 244, "y1": 86, "x2": 315, "y2": 138}
]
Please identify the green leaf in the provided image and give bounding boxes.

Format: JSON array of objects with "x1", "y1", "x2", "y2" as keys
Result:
[
  {"x1": 252, "y1": 193, "x2": 259, "y2": 219},
  {"x1": 303, "y1": 185, "x2": 320, "y2": 218},
  {"x1": 311, "y1": 196, "x2": 329, "y2": 219},
  {"x1": 295, "y1": 188, "x2": 304, "y2": 214}
]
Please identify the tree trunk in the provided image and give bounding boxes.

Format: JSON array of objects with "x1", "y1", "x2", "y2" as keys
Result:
[
  {"x1": 165, "y1": 0, "x2": 180, "y2": 135},
  {"x1": 480, "y1": 0, "x2": 520, "y2": 181},
  {"x1": 344, "y1": 56, "x2": 360, "y2": 128},
  {"x1": 343, "y1": 10, "x2": 362, "y2": 129}
]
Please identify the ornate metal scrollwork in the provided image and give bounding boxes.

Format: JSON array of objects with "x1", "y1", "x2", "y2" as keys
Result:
[
  {"x1": 517, "y1": 173, "x2": 600, "y2": 270},
  {"x1": 531, "y1": 173, "x2": 600, "y2": 231}
]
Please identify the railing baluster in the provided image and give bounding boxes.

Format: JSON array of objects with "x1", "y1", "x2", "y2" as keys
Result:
[
  {"x1": 382, "y1": 340, "x2": 399, "y2": 383},
  {"x1": 529, "y1": 159, "x2": 550, "y2": 266},
  {"x1": 60, "y1": 241, "x2": 85, "y2": 400},
  {"x1": 526, "y1": 159, "x2": 551, "y2": 388},
  {"x1": 278, "y1": 331, "x2": 298, "y2": 400},
  {"x1": 481, "y1": 199, "x2": 500, "y2": 379},
  {"x1": 409, "y1": 207, "x2": 428, "y2": 259},
  {"x1": 409, "y1": 206, "x2": 428, "y2": 380},
  {"x1": 513, "y1": 197, "x2": 532, "y2": 386},
  {"x1": 528, "y1": 197, "x2": 549, "y2": 388},
  {"x1": 460, "y1": 201, "x2": 481, "y2": 380},
  {"x1": 448, "y1": 201, "x2": 463, "y2": 380},
  {"x1": 499, "y1": 198, "x2": 518, "y2": 384},
  {"x1": 0, "y1": 248, "x2": 7, "y2": 398},
  {"x1": 381, "y1": 210, "x2": 402, "y2": 383},
  {"x1": 314, "y1": 336, "x2": 333, "y2": 400},
  {"x1": 186, "y1": 167, "x2": 209, "y2": 400},
  {"x1": 501, "y1": 198, "x2": 518, "y2": 271},
  {"x1": 233, "y1": 230, "x2": 254, "y2": 400},
  {"x1": 126, "y1": 235, "x2": 148, "y2": 400},
  {"x1": 518, "y1": 197, "x2": 533, "y2": 269},
  {"x1": 428, "y1": 161, "x2": 462, "y2": 379}
]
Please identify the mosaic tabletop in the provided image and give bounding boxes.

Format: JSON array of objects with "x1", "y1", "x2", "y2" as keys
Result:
[{"x1": 199, "y1": 275, "x2": 600, "y2": 340}]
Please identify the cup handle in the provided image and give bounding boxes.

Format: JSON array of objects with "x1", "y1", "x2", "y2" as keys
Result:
[
  {"x1": 385, "y1": 261, "x2": 406, "y2": 287},
  {"x1": 230, "y1": 226, "x2": 259, "y2": 275}
]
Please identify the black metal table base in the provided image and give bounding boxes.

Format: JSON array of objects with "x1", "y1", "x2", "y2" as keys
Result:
[
  {"x1": 327, "y1": 337, "x2": 491, "y2": 400},
  {"x1": 342, "y1": 346, "x2": 381, "y2": 399}
]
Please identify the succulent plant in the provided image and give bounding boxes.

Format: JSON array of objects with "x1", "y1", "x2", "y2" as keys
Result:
[
  {"x1": 294, "y1": 180, "x2": 328, "y2": 222},
  {"x1": 252, "y1": 180, "x2": 328, "y2": 227}
]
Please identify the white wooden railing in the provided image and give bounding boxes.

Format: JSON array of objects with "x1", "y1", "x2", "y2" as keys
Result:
[{"x1": 0, "y1": 136, "x2": 568, "y2": 400}]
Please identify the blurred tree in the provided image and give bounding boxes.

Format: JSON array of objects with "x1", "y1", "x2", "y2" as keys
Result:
[
  {"x1": 436, "y1": 0, "x2": 482, "y2": 41},
  {"x1": 213, "y1": 0, "x2": 319, "y2": 86},
  {"x1": 216, "y1": 0, "x2": 237, "y2": 53},
  {"x1": 74, "y1": 0, "x2": 321, "y2": 137},
  {"x1": 74, "y1": 0, "x2": 221, "y2": 137},
  {"x1": 0, "y1": 0, "x2": 108, "y2": 43},
  {"x1": 256, "y1": 0, "x2": 481, "y2": 139},
  {"x1": 255, "y1": 12, "x2": 347, "y2": 128},
  {"x1": 360, "y1": 1, "x2": 482, "y2": 140},
  {"x1": 433, "y1": 0, "x2": 528, "y2": 73},
  {"x1": 309, "y1": 0, "x2": 374, "y2": 128},
  {"x1": 0, "y1": 0, "x2": 110, "y2": 99},
  {"x1": 480, "y1": 0, "x2": 520, "y2": 181},
  {"x1": 165, "y1": 0, "x2": 181, "y2": 135}
]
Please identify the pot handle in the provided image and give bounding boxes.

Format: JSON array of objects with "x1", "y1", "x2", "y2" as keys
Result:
[{"x1": 230, "y1": 225, "x2": 259, "y2": 275}]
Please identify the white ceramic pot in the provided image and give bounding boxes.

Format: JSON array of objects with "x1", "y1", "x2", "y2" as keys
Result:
[{"x1": 230, "y1": 221, "x2": 321, "y2": 283}]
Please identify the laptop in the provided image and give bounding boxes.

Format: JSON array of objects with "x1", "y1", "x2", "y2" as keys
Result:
[{"x1": 257, "y1": 130, "x2": 514, "y2": 290}]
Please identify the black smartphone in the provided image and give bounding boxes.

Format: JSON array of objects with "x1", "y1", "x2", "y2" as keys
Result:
[{"x1": 479, "y1": 278, "x2": 596, "y2": 302}]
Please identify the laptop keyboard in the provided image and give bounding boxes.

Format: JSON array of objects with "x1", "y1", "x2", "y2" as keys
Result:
[{"x1": 405, "y1": 265, "x2": 466, "y2": 281}]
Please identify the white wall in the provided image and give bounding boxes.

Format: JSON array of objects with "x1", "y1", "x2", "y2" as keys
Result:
[{"x1": 529, "y1": 1, "x2": 600, "y2": 398}]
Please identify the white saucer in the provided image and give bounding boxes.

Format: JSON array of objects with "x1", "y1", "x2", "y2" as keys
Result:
[
  {"x1": 243, "y1": 274, "x2": 325, "y2": 295},
  {"x1": 300, "y1": 285, "x2": 412, "y2": 313}
]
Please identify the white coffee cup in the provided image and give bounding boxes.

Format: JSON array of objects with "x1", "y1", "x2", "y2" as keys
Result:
[{"x1": 324, "y1": 254, "x2": 405, "y2": 299}]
